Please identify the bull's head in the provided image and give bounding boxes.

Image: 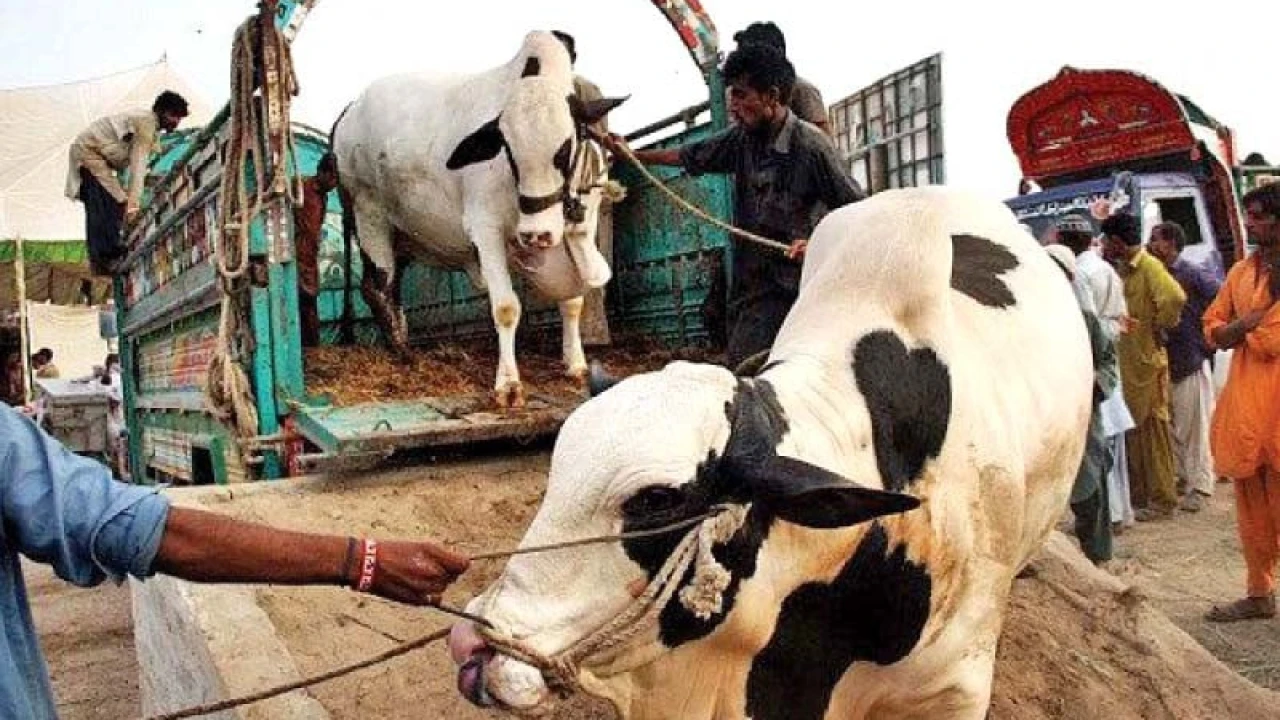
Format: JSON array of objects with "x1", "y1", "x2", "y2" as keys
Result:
[
  {"x1": 448, "y1": 362, "x2": 921, "y2": 717},
  {"x1": 445, "y1": 45, "x2": 625, "y2": 290}
]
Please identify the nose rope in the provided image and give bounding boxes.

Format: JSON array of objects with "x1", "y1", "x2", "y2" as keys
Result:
[{"x1": 474, "y1": 505, "x2": 747, "y2": 705}]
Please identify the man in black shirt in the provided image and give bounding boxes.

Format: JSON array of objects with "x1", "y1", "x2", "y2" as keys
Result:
[{"x1": 606, "y1": 44, "x2": 863, "y2": 368}]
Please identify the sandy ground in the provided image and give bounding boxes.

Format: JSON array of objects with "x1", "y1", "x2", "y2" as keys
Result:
[
  {"x1": 26, "y1": 560, "x2": 140, "y2": 720},
  {"x1": 32, "y1": 457, "x2": 1280, "y2": 719}
]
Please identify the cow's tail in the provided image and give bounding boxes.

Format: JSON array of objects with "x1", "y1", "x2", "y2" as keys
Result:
[{"x1": 330, "y1": 102, "x2": 358, "y2": 345}]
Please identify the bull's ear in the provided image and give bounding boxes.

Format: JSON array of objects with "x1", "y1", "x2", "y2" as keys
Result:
[
  {"x1": 447, "y1": 117, "x2": 505, "y2": 170},
  {"x1": 569, "y1": 95, "x2": 630, "y2": 127},
  {"x1": 724, "y1": 454, "x2": 920, "y2": 529}
]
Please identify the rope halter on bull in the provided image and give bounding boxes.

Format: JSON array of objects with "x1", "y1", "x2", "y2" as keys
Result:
[{"x1": 472, "y1": 503, "x2": 746, "y2": 704}]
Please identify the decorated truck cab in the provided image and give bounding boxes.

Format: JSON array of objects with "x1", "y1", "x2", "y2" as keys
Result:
[{"x1": 1005, "y1": 66, "x2": 1249, "y2": 278}]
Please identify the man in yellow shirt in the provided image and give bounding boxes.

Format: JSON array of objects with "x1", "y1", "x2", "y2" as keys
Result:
[
  {"x1": 65, "y1": 91, "x2": 189, "y2": 275},
  {"x1": 1101, "y1": 212, "x2": 1187, "y2": 520}
]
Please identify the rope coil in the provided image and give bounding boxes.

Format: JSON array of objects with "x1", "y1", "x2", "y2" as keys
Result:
[{"x1": 203, "y1": 12, "x2": 301, "y2": 441}]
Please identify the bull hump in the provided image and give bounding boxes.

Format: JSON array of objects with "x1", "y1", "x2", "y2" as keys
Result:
[
  {"x1": 745, "y1": 523, "x2": 932, "y2": 720},
  {"x1": 950, "y1": 233, "x2": 1020, "y2": 308},
  {"x1": 853, "y1": 331, "x2": 951, "y2": 492}
]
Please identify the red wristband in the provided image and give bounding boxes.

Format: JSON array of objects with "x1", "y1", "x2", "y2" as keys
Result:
[{"x1": 356, "y1": 538, "x2": 378, "y2": 593}]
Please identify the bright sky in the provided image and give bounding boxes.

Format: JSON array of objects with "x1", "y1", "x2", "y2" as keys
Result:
[{"x1": 1, "y1": 0, "x2": 1275, "y2": 200}]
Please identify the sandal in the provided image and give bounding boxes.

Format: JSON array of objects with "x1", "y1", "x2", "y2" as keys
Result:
[{"x1": 1206, "y1": 596, "x2": 1276, "y2": 623}]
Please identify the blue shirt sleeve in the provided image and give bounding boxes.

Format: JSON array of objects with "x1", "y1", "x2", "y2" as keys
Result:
[{"x1": 0, "y1": 405, "x2": 170, "y2": 586}]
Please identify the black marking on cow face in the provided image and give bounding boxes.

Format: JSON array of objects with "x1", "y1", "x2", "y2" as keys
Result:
[
  {"x1": 745, "y1": 522, "x2": 932, "y2": 720},
  {"x1": 552, "y1": 138, "x2": 573, "y2": 177},
  {"x1": 853, "y1": 331, "x2": 950, "y2": 492},
  {"x1": 620, "y1": 378, "x2": 921, "y2": 648},
  {"x1": 620, "y1": 380, "x2": 787, "y2": 646},
  {"x1": 521, "y1": 57, "x2": 541, "y2": 78},
  {"x1": 950, "y1": 233, "x2": 1020, "y2": 308},
  {"x1": 446, "y1": 117, "x2": 506, "y2": 170}
]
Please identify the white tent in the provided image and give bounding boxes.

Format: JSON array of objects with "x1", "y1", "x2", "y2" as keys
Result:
[{"x1": 0, "y1": 58, "x2": 213, "y2": 308}]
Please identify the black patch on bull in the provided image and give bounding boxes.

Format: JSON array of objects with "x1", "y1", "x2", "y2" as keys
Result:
[
  {"x1": 446, "y1": 117, "x2": 505, "y2": 170},
  {"x1": 744, "y1": 522, "x2": 932, "y2": 720},
  {"x1": 853, "y1": 331, "x2": 950, "y2": 491},
  {"x1": 621, "y1": 380, "x2": 788, "y2": 647},
  {"x1": 521, "y1": 57, "x2": 541, "y2": 78},
  {"x1": 950, "y1": 233, "x2": 1019, "y2": 308}
]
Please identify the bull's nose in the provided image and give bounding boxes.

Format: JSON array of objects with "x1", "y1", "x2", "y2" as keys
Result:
[
  {"x1": 457, "y1": 652, "x2": 497, "y2": 707},
  {"x1": 517, "y1": 231, "x2": 554, "y2": 248}
]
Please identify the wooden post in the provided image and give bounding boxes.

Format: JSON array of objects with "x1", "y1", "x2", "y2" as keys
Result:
[{"x1": 14, "y1": 235, "x2": 31, "y2": 404}]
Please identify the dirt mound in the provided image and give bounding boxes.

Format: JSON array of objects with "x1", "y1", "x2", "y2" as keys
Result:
[{"x1": 991, "y1": 533, "x2": 1280, "y2": 720}]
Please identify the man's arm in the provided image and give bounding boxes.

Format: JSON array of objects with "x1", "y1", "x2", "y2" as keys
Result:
[
  {"x1": 608, "y1": 127, "x2": 741, "y2": 175},
  {"x1": 0, "y1": 406, "x2": 468, "y2": 606},
  {"x1": 123, "y1": 116, "x2": 158, "y2": 220},
  {"x1": 1151, "y1": 262, "x2": 1188, "y2": 330},
  {"x1": 155, "y1": 507, "x2": 469, "y2": 604},
  {"x1": 812, "y1": 140, "x2": 865, "y2": 210}
]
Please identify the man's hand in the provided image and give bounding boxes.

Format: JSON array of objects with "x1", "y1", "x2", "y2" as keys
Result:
[
  {"x1": 602, "y1": 133, "x2": 629, "y2": 158},
  {"x1": 361, "y1": 539, "x2": 471, "y2": 606},
  {"x1": 1240, "y1": 307, "x2": 1271, "y2": 332},
  {"x1": 124, "y1": 201, "x2": 140, "y2": 226},
  {"x1": 1119, "y1": 315, "x2": 1139, "y2": 335},
  {"x1": 786, "y1": 238, "x2": 809, "y2": 261}
]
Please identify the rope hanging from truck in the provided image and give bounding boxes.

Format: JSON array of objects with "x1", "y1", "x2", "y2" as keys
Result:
[{"x1": 204, "y1": 10, "x2": 301, "y2": 440}]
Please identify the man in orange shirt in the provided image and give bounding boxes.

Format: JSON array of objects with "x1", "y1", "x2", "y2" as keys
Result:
[{"x1": 1203, "y1": 182, "x2": 1280, "y2": 622}]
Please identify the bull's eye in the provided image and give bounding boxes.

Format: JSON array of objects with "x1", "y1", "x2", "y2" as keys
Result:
[
  {"x1": 622, "y1": 485, "x2": 687, "y2": 520},
  {"x1": 553, "y1": 138, "x2": 573, "y2": 177}
]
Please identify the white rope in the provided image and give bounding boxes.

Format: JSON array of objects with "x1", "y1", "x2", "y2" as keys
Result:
[{"x1": 477, "y1": 505, "x2": 747, "y2": 702}]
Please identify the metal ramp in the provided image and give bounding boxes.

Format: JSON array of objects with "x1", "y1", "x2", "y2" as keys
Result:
[{"x1": 292, "y1": 392, "x2": 579, "y2": 457}]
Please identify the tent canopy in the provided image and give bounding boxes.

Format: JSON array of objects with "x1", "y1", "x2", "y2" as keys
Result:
[{"x1": 0, "y1": 59, "x2": 212, "y2": 308}]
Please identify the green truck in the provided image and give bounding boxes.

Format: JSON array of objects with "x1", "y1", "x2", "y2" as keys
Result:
[{"x1": 115, "y1": 0, "x2": 734, "y2": 484}]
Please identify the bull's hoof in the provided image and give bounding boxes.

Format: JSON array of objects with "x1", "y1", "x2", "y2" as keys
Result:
[
  {"x1": 565, "y1": 364, "x2": 589, "y2": 385},
  {"x1": 494, "y1": 382, "x2": 526, "y2": 410}
]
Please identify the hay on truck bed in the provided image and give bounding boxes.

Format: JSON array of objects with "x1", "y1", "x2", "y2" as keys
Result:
[{"x1": 304, "y1": 340, "x2": 724, "y2": 408}]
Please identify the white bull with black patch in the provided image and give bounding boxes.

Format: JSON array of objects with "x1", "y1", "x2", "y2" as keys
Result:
[
  {"x1": 331, "y1": 31, "x2": 625, "y2": 407},
  {"x1": 448, "y1": 187, "x2": 1094, "y2": 719}
]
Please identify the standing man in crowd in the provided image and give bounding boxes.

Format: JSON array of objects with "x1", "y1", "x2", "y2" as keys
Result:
[
  {"x1": 1147, "y1": 221, "x2": 1221, "y2": 512},
  {"x1": 66, "y1": 91, "x2": 189, "y2": 275},
  {"x1": 1055, "y1": 214, "x2": 1137, "y2": 531},
  {"x1": 1101, "y1": 212, "x2": 1186, "y2": 521},
  {"x1": 1046, "y1": 243, "x2": 1114, "y2": 564},
  {"x1": 0, "y1": 402, "x2": 470, "y2": 718},
  {"x1": 295, "y1": 153, "x2": 340, "y2": 348},
  {"x1": 731, "y1": 21, "x2": 830, "y2": 134},
  {"x1": 605, "y1": 44, "x2": 863, "y2": 369},
  {"x1": 1203, "y1": 182, "x2": 1280, "y2": 622}
]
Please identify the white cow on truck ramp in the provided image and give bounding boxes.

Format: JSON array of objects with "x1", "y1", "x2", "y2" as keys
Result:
[{"x1": 331, "y1": 31, "x2": 625, "y2": 407}]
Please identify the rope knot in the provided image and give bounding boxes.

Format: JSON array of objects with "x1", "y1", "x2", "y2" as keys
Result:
[{"x1": 677, "y1": 504, "x2": 745, "y2": 619}]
